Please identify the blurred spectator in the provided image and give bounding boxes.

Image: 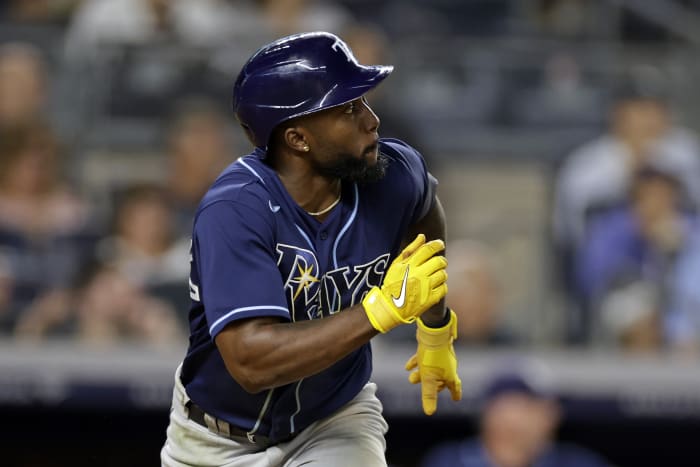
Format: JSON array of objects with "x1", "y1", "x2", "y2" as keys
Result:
[
  {"x1": 420, "y1": 360, "x2": 610, "y2": 467},
  {"x1": 63, "y1": 0, "x2": 242, "y2": 62},
  {"x1": 96, "y1": 183, "x2": 190, "y2": 314},
  {"x1": 447, "y1": 239, "x2": 518, "y2": 347},
  {"x1": 552, "y1": 68, "x2": 700, "y2": 339},
  {"x1": 14, "y1": 260, "x2": 183, "y2": 345},
  {"x1": 0, "y1": 120, "x2": 94, "y2": 331},
  {"x1": 575, "y1": 164, "x2": 693, "y2": 301},
  {"x1": 164, "y1": 98, "x2": 233, "y2": 235},
  {"x1": 554, "y1": 68, "x2": 700, "y2": 253},
  {"x1": 576, "y1": 164, "x2": 700, "y2": 354},
  {"x1": 0, "y1": 42, "x2": 47, "y2": 129}
]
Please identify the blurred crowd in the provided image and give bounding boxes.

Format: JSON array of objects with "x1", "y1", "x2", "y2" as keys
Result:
[{"x1": 0, "y1": 0, "x2": 699, "y2": 361}]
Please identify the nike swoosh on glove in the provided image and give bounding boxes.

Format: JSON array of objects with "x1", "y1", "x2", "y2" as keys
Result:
[{"x1": 362, "y1": 234, "x2": 448, "y2": 333}]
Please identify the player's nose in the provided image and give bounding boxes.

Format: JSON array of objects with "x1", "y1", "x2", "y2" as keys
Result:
[{"x1": 363, "y1": 100, "x2": 380, "y2": 134}]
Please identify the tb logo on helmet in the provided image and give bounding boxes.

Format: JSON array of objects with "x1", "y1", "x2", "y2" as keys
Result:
[{"x1": 331, "y1": 38, "x2": 355, "y2": 64}]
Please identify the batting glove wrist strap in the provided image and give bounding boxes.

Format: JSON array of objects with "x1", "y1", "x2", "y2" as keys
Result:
[
  {"x1": 362, "y1": 234, "x2": 448, "y2": 333},
  {"x1": 363, "y1": 287, "x2": 414, "y2": 333},
  {"x1": 416, "y1": 309, "x2": 457, "y2": 346}
]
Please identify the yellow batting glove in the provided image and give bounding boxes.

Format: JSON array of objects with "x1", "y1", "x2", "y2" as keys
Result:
[
  {"x1": 362, "y1": 234, "x2": 448, "y2": 333},
  {"x1": 405, "y1": 309, "x2": 462, "y2": 415}
]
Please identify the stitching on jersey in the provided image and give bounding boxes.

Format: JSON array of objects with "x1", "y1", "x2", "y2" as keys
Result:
[
  {"x1": 294, "y1": 224, "x2": 315, "y2": 251},
  {"x1": 238, "y1": 158, "x2": 265, "y2": 184},
  {"x1": 332, "y1": 183, "x2": 359, "y2": 269},
  {"x1": 329, "y1": 183, "x2": 359, "y2": 311},
  {"x1": 289, "y1": 379, "x2": 304, "y2": 433},
  {"x1": 248, "y1": 388, "x2": 275, "y2": 438}
]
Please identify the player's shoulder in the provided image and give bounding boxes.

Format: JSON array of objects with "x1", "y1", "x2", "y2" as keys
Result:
[
  {"x1": 379, "y1": 137, "x2": 424, "y2": 160},
  {"x1": 378, "y1": 137, "x2": 428, "y2": 173},
  {"x1": 196, "y1": 154, "x2": 273, "y2": 219}
]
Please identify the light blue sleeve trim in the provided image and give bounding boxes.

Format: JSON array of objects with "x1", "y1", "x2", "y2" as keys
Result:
[{"x1": 209, "y1": 305, "x2": 289, "y2": 335}]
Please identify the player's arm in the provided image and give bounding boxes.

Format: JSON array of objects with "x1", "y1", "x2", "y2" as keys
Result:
[
  {"x1": 216, "y1": 305, "x2": 375, "y2": 393},
  {"x1": 403, "y1": 195, "x2": 463, "y2": 415},
  {"x1": 215, "y1": 234, "x2": 447, "y2": 394}
]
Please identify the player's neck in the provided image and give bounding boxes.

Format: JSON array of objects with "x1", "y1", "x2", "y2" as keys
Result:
[
  {"x1": 282, "y1": 172, "x2": 341, "y2": 216},
  {"x1": 268, "y1": 148, "x2": 342, "y2": 218}
]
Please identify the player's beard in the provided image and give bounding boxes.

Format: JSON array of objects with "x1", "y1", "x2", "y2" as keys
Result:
[{"x1": 314, "y1": 146, "x2": 388, "y2": 184}]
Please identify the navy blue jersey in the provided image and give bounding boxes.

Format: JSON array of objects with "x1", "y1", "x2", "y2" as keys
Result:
[{"x1": 180, "y1": 138, "x2": 436, "y2": 443}]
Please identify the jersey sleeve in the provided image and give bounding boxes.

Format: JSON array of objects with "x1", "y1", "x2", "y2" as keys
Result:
[
  {"x1": 381, "y1": 138, "x2": 437, "y2": 225},
  {"x1": 192, "y1": 199, "x2": 289, "y2": 338}
]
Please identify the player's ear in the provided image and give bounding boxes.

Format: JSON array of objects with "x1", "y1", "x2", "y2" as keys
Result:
[{"x1": 283, "y1": 126, "x2": 311, "y2": 154}]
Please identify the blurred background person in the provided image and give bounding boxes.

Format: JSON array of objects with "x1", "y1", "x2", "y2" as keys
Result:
[
  {"x1": 448, "y1": 239, "x2": 519, "y2": 347},
  {"x1": 63, "y1": 0, "x2": 241, "y2": 62},
  {"x1": 575, "y1": 163, "x2": 700, "y2": 354},
  {"x1": 420, "y1": 360, "x2": 611, "y2": 467},
  {"x1": 14, "y1": 259, "x2": 184, "y2": 345},
  {"x1": 96, "y1": 183, "x2": 191, "y2": 317},
  {"x1": 70, "y1": 262, "x2": 183, "y2": 346},
  {"x1": 0, "y1": 42, "x2": 47, "y2": 130},
  {"x1": 551, "y1": 68, "x2": 700, "y2": 341},
  {"x1": 0, "y1": 120, "x2": 94, "y2": 333},
  {"x1": 163, "y1": 98, "x2": 234, "y2": 235}
]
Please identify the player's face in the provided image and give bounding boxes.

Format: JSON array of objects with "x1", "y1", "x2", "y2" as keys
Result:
[{"x1": 304, "y1": 97, "x2": 387, "y2": 183}]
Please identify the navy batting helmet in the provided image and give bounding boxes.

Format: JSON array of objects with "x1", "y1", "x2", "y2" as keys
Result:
[{"x1": 232, "y1": 31, "x2": 393, "y2": 149}]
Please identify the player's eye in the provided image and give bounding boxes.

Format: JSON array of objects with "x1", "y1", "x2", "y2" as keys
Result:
[{"x1": 344, "y1": 102, "x2": 356, "y2": 114}]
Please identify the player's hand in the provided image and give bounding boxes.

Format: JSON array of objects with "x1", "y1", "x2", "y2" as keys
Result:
[
  {"x1": 362, "y1": 234, "x2": 448, "y2": 333},
  {"x1": 405, "y1": 309, "x2": 462, "y2": 415}
]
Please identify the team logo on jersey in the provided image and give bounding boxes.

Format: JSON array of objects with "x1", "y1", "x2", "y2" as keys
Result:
[
  {"x1": 276, "y1": 244, "x2": 322, "y2": 320},
  {"x1": 276, "y1": 244, "x2": 390, "y2": 320}
]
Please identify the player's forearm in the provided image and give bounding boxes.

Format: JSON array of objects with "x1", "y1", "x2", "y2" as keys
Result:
[
  {"x1": 215, "y1": 305, "x2": 377, "y2": 393},
  {"x1": 406, "y1": 196, "x2": 448, "y2": 327}
]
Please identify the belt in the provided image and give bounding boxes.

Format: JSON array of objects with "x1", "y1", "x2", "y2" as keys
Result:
[{"x1": 186, "y1": 401, "x2": 273, "y2": 448}]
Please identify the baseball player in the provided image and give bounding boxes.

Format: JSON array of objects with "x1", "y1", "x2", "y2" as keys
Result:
[{"x1": 161, "y1": 31, "x2": 462, "y2": 467}]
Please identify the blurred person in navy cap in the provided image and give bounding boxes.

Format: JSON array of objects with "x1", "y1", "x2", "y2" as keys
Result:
[{"x1": 420, "y1": 360, "x2": 610, "y2": 467}]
